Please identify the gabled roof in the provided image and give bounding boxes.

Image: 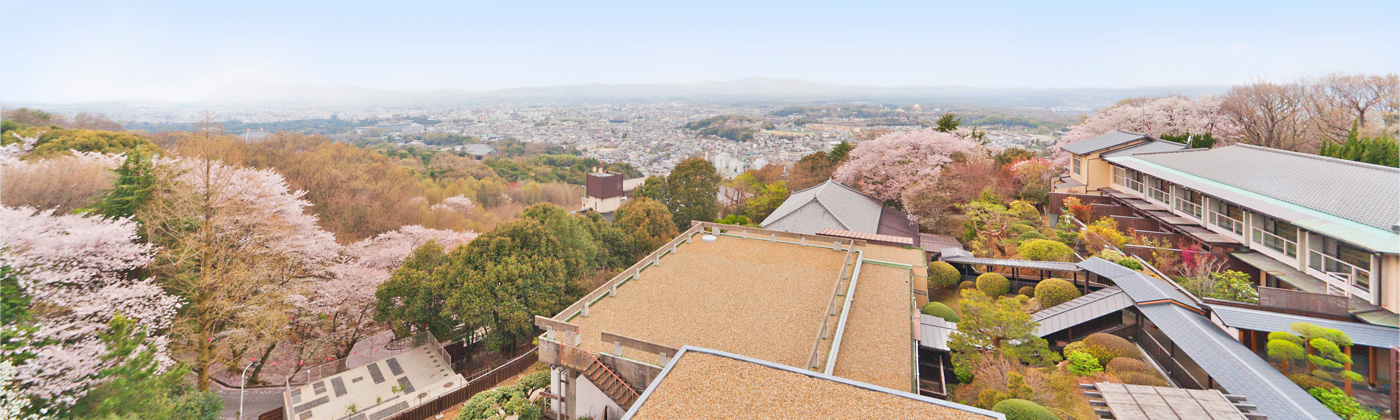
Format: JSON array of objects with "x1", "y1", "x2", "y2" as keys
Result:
[
  {"x1": 1209, "y1": 304, "x2": 1400, "y2": 348},
  {"x1": 1136, "y1": 304, "x2": 1340, "y2": 420},
  {"x1": 1060, "y1": 130, "x2": 1150, "y2": 155},
  {"x1": 1100, "y1": 139, "x2": 1188, "y2": 158},
  {"x1": 1032, "y1": 286, "x2": 1134, "y2": 337},
  {"x1": 760, "y1": 179, "x2": 884, "y2": 233},
  {"x1": 1131, "y1": 144, "x2": 1400, "y2": 232},
  {"x1": 1076, "y1": 258, "x2": 1200, "y2": 310},
  {"x1": 1109, "y1": 145, "x2": 1400, "y2": 253}
]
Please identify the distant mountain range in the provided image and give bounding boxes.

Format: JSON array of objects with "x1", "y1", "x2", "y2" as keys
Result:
[{"x1": 201, "y1": 78, "x2": 1228, "y2": 109}]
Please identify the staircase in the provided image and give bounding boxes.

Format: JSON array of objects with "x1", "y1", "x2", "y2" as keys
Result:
[{"x1": 582, "y1": 358, "x2": 639, "y2": 408}]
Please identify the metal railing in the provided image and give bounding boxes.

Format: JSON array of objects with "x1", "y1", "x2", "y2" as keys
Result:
[
  {"x1": 1173, "y1": 197, "x2": 1202, "y2": 219},
  {"x1": 1252, "y1": 228, "x2": 1298, "y2": 258},
  {"x1": 1308, "y1": 250, "x2": 1371, "y2": 293},
  {"x1": 553, "y1": 331, "x2": 640, "y2": 404},
  {"x1": 1208, "y1": 210, "x2": 1244, "y2": 236},
  {"x1": 1146, "y1": 186, "x2": 1170, "y2": 204}
]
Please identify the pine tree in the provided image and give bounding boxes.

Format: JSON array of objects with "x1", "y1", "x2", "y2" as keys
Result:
[{"x1": 86, "y1": 148, "x2": 156, "y2": 219}]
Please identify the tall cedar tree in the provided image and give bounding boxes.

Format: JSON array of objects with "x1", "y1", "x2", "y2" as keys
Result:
[{"x1": 86, "y1": 148, "x2": 157, "y2": 219}]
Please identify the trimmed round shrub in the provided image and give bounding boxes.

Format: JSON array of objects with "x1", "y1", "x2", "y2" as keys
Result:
[
  {"x1": 1019, "y1": 239, "x2": 1073, "y2": 262},
  {"x1": 976, "y1": 273, "x2": 1010, "y2": 296},
  {"x1": 1017, "y1": 286, "x2": 1035, "y2": 297},
  {"x1": 1096, "y1": 249, "x2": 1126, "y2": 261},
  {"x1": 920, "y1": 302, "x2": 959, "y2": 322},
  {"x1": 1007, "y1": 223, "x2": 1036, "y2": 236},
  {"x1": 1116, "y1": 257, "x2": 1144, "y2": 270},
  {"x1": 1077, "y1": 333, "x2": 1140, "y2": 366},
  {"x1": 1034, "y1": 278, "x2": 1081, "y2": 308},
  {"x1": 1105, "y1": 357, "x2": 1154, "y2": 376},
  {"x1": 1015, "y1": 231, "x2": 1048, "y2": 245},
  {"x1": 959, "y1": 280, "x2": 977, "y2": 290},
  {"x1": 1014, "y1": 219, "x2": 1039, "y2": 229},
  {"x1": 1118, "y1": 372, "x2": 1171, "y2": 387},
  {"x1": 1288, "y1": 373, "x2": 1338, "y2": 391},
  {"x1": 991, "y1": 399, "x2": 1058, "y2": 420},
  {"x1": 928, "y1": 261, "x2": 961, "y2": 289}
]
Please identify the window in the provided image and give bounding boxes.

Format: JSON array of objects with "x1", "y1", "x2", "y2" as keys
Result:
[
  {"x1": 1113, "y1": 166, "x2": 1126, "y2": 187},
  {"x1": 1255, "y1": 216, "x2": 1299, "y2": 257},
  {"x1": 1310, "y1": 237, "x2": 1373, "y2": 291},
  {"x1": 1174, "y1": 188, "x2": 1203, "y2": 219},
  {"x1": 1209, "y1": 200, "x2": 1245, "y2": 235},
  {"x1": 1072, "y1": 155, "x2": 1082, "y2": 176}
]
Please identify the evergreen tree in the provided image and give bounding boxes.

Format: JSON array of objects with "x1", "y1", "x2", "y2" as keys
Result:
[
  {"x1": 1319, "y1": 122, "x2": 1399, "y2": 167},
  {"x1": 935, "y1": 112, "x2": 962, "y2": 132},
  {"x1": 828, "y1": 141, "x2": 853, "y2": 163},
  {"x1": 86, "y1": 148, "x2": 157, "y2": 219}
]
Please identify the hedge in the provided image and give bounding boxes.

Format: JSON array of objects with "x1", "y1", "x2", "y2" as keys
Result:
[
  {"x1": 959, "y1": 281, "x2": 977, "y2": 290},
  {"x1": 1017, "y1": 286, "x2": 1035, "y2": 297},
  {"x1": 1115, "y1": 257, "x2": 1144, "y2": 270},
  {"x1": 1019, "y1": 239, "x2": 1073, "y2": 262},
  {"x1": 1034, "y1": 278, "x2": 1080, "y2": 308},
  {"x1": 991, "y1": 399, "x2": 1058, "y2": 420},
  {"x1": 1015, "y1": 231, "x2": 1048, "y2": 245},
  {"x1": 1068, "y1": 333, "x2": 1140, "y2": 366},
  {"x1": 1105, "y1": 358, "x2": 1154, "y2": 376},
  {"x1": 920, "y1": 302, "x2": 959, "y2": 323},
  {"x1": 928, "y1": 261, "x2": 961, "y2": 289},
  {"x1": 976, "y1": 273, "x2": 1010, "y2": 296}
]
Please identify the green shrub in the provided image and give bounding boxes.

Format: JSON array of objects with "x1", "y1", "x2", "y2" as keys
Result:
[
  {"x1": 976, "y1": 273, "x2": 1010, "y2": 296},
  {"x1": 1096, "y1": 249, "x2": 1125, "y2": 261},
  {"x1": 1308, "y1": 387, "x2": 1382, "y2": 420},
  {"x1": 1034, "y1": 278, "x2": 1080, "y2": 308},
  {"x1": 1105, "y1": 358, "x2": 1154, "y2": 376},
  {"x1": 1288, "y1": 373, "x2": 1338, "y2": 391},
  {"x1": 1017, "y1": 286, "x2": 1035, "y2": 297},
  {"x1": 1015, "y1": 231, "x2": 1048, "y2": 245},
  {"x1": 1118, "y1": 372, "x2": 1171, "y2": 387},
  {"x1": 518, "y1": 371, "x2": 550, "y2": 392},
  {"x1": 1116, "y1": 257, "x2": 1144, "y2": 270},
  {"x1": 1073, "y1": 333, "x2": 1138, "y2": 366},
  {"x1": 1019, "y1": 239, "x2": 1073, "y2": 262},
  {"x1": 991, "y1": 399, "x2": 1058, "y2": 420},
  {"x1": 928, "y1": 261, "x2": 961, "y2": 289},
  {"x1": 959, "y1": 280, "x2": 976, "y2": 290},
  {"x1": 1007, "y1": 223, "x2": 1036, "y2": 236},
  {"x1": 1067, "y1": 351, "x2": 1103, "y2": 376},
  {"x1": 920, "y1": 302, "x2": 959, "y2": 322}
]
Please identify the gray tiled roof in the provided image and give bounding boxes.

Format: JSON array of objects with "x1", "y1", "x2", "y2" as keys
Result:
[
  {"x1": 1060, "y1": 130, "x2": 1149, "y2": 155},
  {"x1": 1076, "y1": 258, "x2": 1199, "y2": 310},
  {"x1": 942, "y1": 255, "x2": 1082, "y2": 272},
  {"x1": 1032, "y1": 287, "x2": 1133, "y2": 337},
  {"x1": 760, "y1": 180, "x2": 884, "y2": 233},
  {"x1": 1132, "y1": 144, "x2": 1400, "y2": 231},
  {"x1": 1100, "y1": 139, "x2": 1187, "y2": 158},
  {"x1": 1137, "y1": 304, "x2": 1340, "y2": 420},
  {"x1": 1209, "y1": 304, "x2": 1400, "y2": 348}
]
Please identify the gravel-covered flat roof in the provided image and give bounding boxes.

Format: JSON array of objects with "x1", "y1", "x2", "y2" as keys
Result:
[
  {"x1": 624, "y1": 348, "x2": 1002, "y2": 420},
  {"x1": 569, "y1": 235, "x2": 848, "y2": 369},
  {"x1": 829, "y1": 245, "x2": 921, "y2": 391}
]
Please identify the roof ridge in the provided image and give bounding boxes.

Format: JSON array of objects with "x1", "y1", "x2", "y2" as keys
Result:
[{"x1": 1232, "y1": 144, "x2": 1400, "y2": 173}]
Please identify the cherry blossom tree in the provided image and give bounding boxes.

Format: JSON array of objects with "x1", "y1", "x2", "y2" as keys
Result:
[
  {"x1": 139, "y1": 155, "x2": 339, "y2": 390},
  {"x1": 0, "y1": 206, "x2": 181, "y2": 408},
  {"x1": 833, "y1": 129, "x2": 979, "y2": 202},
  {"x1": 1052, "y1": 95, "x2": 1241, "y2": 164},
  {"x1": 0, "y1": 132, "x2": 41, "y2": 163}
]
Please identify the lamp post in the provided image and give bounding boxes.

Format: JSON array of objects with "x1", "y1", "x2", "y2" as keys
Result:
[{"x1": 239, "y1": 360, "x2": 259, "y2": 420}]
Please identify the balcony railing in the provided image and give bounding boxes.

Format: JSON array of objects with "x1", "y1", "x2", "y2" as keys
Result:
[
  {"x1": 1123, "y1": 178, "x2": 1143, "y2": 192},
  {"x1": 1308, "y1": 250, "x2": 1371, "y2": 293},
  {"x1": 1147, "y1": 186, "x2": 1170, "y2": 204},
  {"x1": 1252, "y1": 228, "x2": 1298, "y2": 258},
  {"x1": 1174, "y1": 197, "x2": 1203, "y2": 219},
  {"x1": 1208, "y1": 210, "x2": 1244, "y2": 236}
]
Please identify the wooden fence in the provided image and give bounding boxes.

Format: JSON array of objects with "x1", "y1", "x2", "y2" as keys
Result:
[{"x1": 385, "y1": 347, "x2": 540, "y2": 420}]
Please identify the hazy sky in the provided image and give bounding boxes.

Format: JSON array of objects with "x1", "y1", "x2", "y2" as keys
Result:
[{"x1": 4, "y1": 0, "x2": 1397, "y2": 103}]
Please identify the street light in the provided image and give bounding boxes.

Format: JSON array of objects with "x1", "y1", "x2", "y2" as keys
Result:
[{"x1": 239, "y1": 359, "x2": 259, "y2": 420}]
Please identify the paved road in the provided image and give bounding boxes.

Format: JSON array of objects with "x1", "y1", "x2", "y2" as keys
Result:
[{"x1": 214, "y1": 383, "x2": 286, "y2": 420}]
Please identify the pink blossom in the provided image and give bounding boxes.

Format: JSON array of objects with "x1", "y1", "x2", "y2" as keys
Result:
[
  {"x1": 1052, "y1": 95, "x2": 1241, "y2": 164},
  {"x1": 833, "y1": 129, "x2": 979, "y2": 201}
]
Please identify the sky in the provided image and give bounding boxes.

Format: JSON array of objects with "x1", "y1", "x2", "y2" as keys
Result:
[{"x1": 3, "y1": 0, "x2": 1397, "y2": 103}]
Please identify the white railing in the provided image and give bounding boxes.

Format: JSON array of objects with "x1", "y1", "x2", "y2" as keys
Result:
[
  {"x1": 1252, "y1": 228, "x2": 1298, "y2": 258},
  {"x1": 1147, "y1": 186, "x2": 1170, "y2": 204},
  {"x1": 1208, "y1": 211, "x2": 1244, "y2": 236},
  {"x1": 1174, "y1": 197, "x2": 1202, "y2": 219},
  {"x1": 1123, "y1": 178, "x2": 1143, "y2": 193},
  {"x1": 1308, "y1": 250, "x2": 1372, "y2": 293}
]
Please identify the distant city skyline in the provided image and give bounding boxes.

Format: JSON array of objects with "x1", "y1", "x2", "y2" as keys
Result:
[{"x1": 3, "y1": 0, "x2": 1397, "y2": 103}]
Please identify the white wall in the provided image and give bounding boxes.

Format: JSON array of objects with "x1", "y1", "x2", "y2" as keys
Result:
[{"x1": 574, "y1": 373, "x2": 625, "y2": 420}]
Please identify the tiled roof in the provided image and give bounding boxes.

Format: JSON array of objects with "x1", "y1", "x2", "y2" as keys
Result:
[
  {"x1": 761, "y1": 180, "x2": 884, "y2": 233},
  {"x1": 1100, "y1": 139, "x2": 1187, "y2": 158},
  {"x1": 1076, "y1": 258, "x2": 1199, "y2": 310},
  {"x1": 1209, "y1": 304, "x2": 1400, "y2": 348},
  {"x1": 1131, "y1": 144, "x2": 1400, "y2": 231},
  {"x1": 1031, "y1": 287, "x2": 1133, "y2": 337},
  {"x1": 1137, "y1": 304, "x2": 1339, "y2": 420},
  {"x1": 1060, "y1": 130, "x2": 1149, "y2": 155}
]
